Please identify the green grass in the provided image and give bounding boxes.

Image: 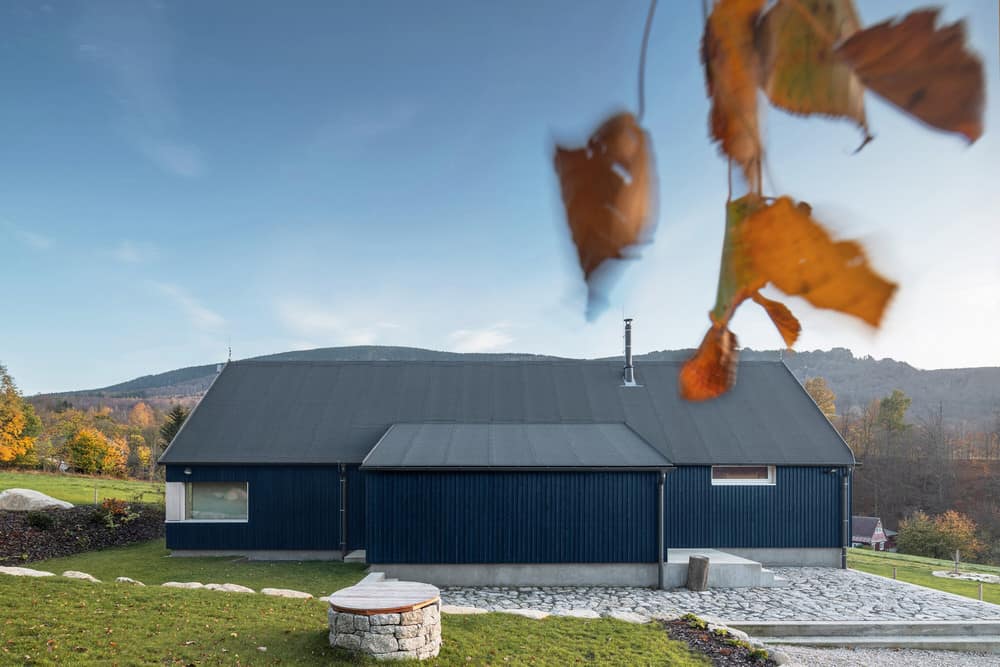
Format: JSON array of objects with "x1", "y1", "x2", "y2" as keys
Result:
[
  {"x1": 0, "y1": 577, "x2": 707, "y2": 666},
  {"x1": 848, "y1": 548, "x2": 1000, "y2": 605},
  {"x1": 0, "y1": 471, "x2": 164, "y2": 506},
  {"x1": 32, "y1": 540, "x2": 367, "y2": 598}
]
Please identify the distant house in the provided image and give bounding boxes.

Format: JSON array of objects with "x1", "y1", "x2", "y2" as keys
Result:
[
  {"x1": 852, "y1": 516, "x2": 890, "y2": 551},
  {"x1": 158, "y1": 322, "x2": 857, "y2": 587}
]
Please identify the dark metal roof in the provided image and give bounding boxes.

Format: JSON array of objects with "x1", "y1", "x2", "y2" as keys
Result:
[
  {"x1": 360, "y1": 423, "x2": 671, "y2": 470},
  {"x1": 158, "y1": 359, "x2": 856, "y2": 467},
  {"x1": 852, "y1": 515, "x2": 882, "y2": 539}
]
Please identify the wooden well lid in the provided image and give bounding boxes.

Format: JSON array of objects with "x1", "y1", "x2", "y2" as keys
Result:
[{"x1": 328, "y1": 581, "x2": 440, "y2": 615}]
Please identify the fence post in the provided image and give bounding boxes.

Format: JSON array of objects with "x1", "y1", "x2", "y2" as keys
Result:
[
  {"x1": 892, "y1": 566, "x2": 897, "y2": 580},
  {"x1": 980, "y1": 583, "x2": 984, "y2": 601},
  {"x1": 94, "y1": 484, "x2": 98, "y2": 505}
]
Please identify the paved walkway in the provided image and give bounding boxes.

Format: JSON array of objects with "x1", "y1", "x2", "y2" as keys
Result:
[{"x1": 441, "y1": 568, "x2": 1000, "y2": 621}]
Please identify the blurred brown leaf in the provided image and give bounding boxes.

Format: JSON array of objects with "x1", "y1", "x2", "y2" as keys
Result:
[
  {"x1": 742, "y1": 196, "x2": 897, "y2": 326},
  {"x1": 680, "y1": 322, "x2": 739, "y2": 401},
  {"x1": 757, "y1": 0, "x2": 868, "y2": 138},
  {"x1": 835, "y1": 8, "x2": 984, "y2": 142},
  {"x1": 702, "y1": 0, "x2": 766, "y2": 191},
  {"x1": 553, "y1": 113, "x2": 656, "y2": 311},
  {"x1": 751, "y1": 291, "x2": 801, "y2": 347}
]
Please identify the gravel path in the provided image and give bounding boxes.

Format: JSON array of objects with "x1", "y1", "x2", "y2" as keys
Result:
[
  {"x1": 441, "y1": 567, "x2": 1000, "y2": 621},
  {"x1": 777, "y1": 646, "x2": 999, "y2": 666}
]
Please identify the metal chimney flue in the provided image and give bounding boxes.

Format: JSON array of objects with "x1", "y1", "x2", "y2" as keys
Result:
[{"x1": 623, "y1": 318, "x2": 635, "y2": 385}]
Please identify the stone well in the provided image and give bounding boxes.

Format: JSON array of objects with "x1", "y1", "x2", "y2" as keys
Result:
[{"x1": 327, "y1": 579, "x2": 441, "y2": 661}]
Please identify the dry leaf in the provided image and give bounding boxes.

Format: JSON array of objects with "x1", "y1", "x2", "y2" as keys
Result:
[
  {"x1": 702, "y1": 0, "x2": 766, "y2": 190},
  {"x1": 757, "y1": 0, "x2": 869, "y2": 139},
  {"x1": 680, "y1": 322, "x2": 739, "y2": 401},
  {"x1": 553, "y1": 113, "x2": 657, "y2": 313},
  {"x1": 742, "y1": 196, "x2": 897, "y2": 326},
  {"x1": 751, "y1": 291, "x2": 801, "y2": 347},
  {"x1": 835, "y1": 8, "x2": 984, "y2": 142}
]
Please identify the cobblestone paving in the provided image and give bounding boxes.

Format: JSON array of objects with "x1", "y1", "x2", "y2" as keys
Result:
[{"x1": 441, "y1": 568, "x2": 1000, "y2": 621}]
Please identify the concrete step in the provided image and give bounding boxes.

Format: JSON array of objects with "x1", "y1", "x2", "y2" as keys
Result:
[
  {"x1": 730, "y1": 620, "x2": 1000, "y2": 638},
  {"x1": 756, "y1": 635, "x2": 1000, "y2": 653},
  {"x1": 665, "y1": 549, "x2": 780, "y2": 588},
  {"x1": 344, "y1": 549, "x2": 367, "y2": 564}
]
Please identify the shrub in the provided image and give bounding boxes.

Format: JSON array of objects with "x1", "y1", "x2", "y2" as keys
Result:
[
  {"x1": 897, "y1": 510, "x2": 985, "y2": 561},
  {"x1": 26, "y1": 511, "x2": 54, "y2": 531}
]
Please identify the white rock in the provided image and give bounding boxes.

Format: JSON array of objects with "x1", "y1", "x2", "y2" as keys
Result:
[
  {"x1": 606, "y1": 611, "x2": 650, "y2": 624},
  {"x1": 0, "y1": 488, "x2": 73, "y2": 511},
  {"x1": 501, "y1": 608, "x2": 550, "y2": 619},
  {"x1": 162, "y1": 581, "x2": 205, "y2": 589},
  {"x1": 261, "y1": 587, "x2": 313, "y2": 599},
  {"x1": 552, "y1": 608, "x2": 601, "y2": 619},
  {"x1": 440, "y1": 605, "x2": 488, "y2": 615},
  {"x1": 0, "y1": 566, "x2": 55, "y2": 577},
  {"x1": 203, "y1": 583, "x2": 255, "y2": 594},
  {"x1": 62, "y1": 570, "x2": 100, "y2": 583},
  {"x1": 115, "y1": 577, "x2": 145, "y2": 586},
  {"x1": 318, "y1": 595, "x2": 332, "y2": 603}
]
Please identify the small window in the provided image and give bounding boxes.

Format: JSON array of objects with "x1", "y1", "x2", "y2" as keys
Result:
[
  {"x1": 711, "y1": 465, "x2": 775, "y2": 486},
  {"x1": 184, "y1": 482, "x2": 248, "y2": 521}
]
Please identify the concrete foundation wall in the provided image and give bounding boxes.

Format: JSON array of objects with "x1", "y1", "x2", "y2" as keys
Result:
[
  {"x1": 374, "y1": 563, "x2": 661, "y2": 587},
  {"x1": 721, "y1": 548, "x2": 841, "y2": 567},
  {"x1": 170, "y1": 549, "x2": 343, "y2": 561}
]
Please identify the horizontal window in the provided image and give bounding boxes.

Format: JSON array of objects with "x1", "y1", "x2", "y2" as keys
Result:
[
  {"x1": 711, "y1": 465, "x2": 775, "y2": 486},
  {"x1": 179, "y1": 482, "x2": 248, "y2": 521}
]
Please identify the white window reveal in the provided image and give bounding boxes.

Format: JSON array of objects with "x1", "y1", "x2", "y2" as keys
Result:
[
  {"x1": 164, "y1": 482, "x2": 250, "y2": 522},
  {"x1": 711, "y1": 465, "x2": 775, "y2": 486}
]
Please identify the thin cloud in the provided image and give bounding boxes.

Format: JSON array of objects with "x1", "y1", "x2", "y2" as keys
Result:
[
  {"x1": 274, "y1": 298, "x2": 393, "y2": 345},
  {"x1": 153, "y1": 282, "x2": 225, "y2": 331},
  {"x1": 111, "y1": 240, "x2": 158, "y2": 264},
  {"x1": 74, "y1": 3, "x2": 205, "y2": 178},
  {"x1": 4, "y1": 222, "x2": 52, "y2": 250},
  {"x1": 449, "y1": 325, "x2": 514, "y2": 353}
]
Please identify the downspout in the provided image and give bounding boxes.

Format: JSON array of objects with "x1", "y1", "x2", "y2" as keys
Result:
[
  {"x1": 657, "y1": 468, "x2": 674, "y2": 589},
  {"x1": 339, "y1": 463, "x2": 348, "y2": 561},
  {"x1": 841, "y1": 468, "x2": 851, "y2": 570}
]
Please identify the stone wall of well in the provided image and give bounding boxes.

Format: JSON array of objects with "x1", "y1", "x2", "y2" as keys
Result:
[{"x1": 328, "y1": 601, "x2": 441, "y2": 661}]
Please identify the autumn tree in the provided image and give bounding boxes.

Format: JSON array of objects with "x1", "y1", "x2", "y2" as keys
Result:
[
  {"x1": 804, "y1": 377, "x2": 836, "y2": 418},
  {"x1": 129, "y1": 402, "x2": 155, "y2": 429},
  {"x1": 65, "y1": 427, "x2": 110, "y2": 474},
  {"x1": 897, "y1": 510, "x2": 984, "y2": 561},
  {"x1": 0, "y1": 364, "x2": 37, "y2": 465}
]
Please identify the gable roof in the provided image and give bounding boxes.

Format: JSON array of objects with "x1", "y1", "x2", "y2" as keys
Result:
[
  {"x1": 852, "y1": 516, "x2": 883, "y2": 539},
  {"x1": 158, "y1": 359, "x2": 855, "y2": 467},
  {"x1": 361, "y1": 423, "x2": 671, "y2": 470}
]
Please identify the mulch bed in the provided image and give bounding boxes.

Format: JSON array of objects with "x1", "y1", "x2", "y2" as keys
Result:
[
  {"x1": 0, "y1": 504, "x2": 164, "y2": 564},
  {"x1": 663, "y1": 617, "x2": 777, "y2": 666}
]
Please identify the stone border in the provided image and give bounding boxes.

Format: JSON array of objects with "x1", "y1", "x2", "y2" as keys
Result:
[{"x1": 329, "y1": 600, "x2": 441, "y2": 661}]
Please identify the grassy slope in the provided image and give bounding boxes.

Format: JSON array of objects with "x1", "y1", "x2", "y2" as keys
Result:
[
  {"x1": 32, "y1": 540, "x2": 367, "y2": 597},
  {"x1": 0, "y1": 578, "x2": 707, "y2": 666},
  {"x1": 848, "y1": 548, "x2": 1000, "y2": 605},
  {"x1": 0, "y1": 471, "x2": 163, "y2": 506}
]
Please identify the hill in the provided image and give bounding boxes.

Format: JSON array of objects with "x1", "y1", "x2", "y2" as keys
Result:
[{"x1": 31, "y1": 345, "x2": 1000, "y2": 428}]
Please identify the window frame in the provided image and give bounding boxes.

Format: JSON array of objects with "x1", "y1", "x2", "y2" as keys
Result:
[
  {"x1": 710, "y1": 465, "x2": 776, "y2": 486},
  {"x1": 165, "y1": 481, "x2": 250, "y2": 523}
]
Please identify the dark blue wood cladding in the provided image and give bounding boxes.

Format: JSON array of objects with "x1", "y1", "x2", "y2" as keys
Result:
[
  {"x1": 365, "y1": 471, "x2": 659, "y2": 564},
  {"x1": 165, "y1": 465, "x2": 365, "y2": 551},
  {"x1": 665, "y1": 466, "x2": 846, "y2": 548}
]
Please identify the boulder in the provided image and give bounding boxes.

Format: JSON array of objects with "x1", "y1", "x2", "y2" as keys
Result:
[
  {"x1": 204, "y1": 583, "x2": 255, "y2": 593},
  {"x1": 116, "y1": 577, "x2": 145, "y2": 586},
  {"x1": 260, "y1": 587, "x2": 313, "y2": 599},
  {"x1": 500, "y1": 608, "x2": 550, "y2": 619},
  {"x1": 162, "y1": 581, "x2": 205, "y2": 589},
  {"x1": 62, "y1": 570, "x2": 101, "y2": 583},
  {"x1": 0, "y1": 488, "x2": 73, "y2": 511},
  {"x1": 606, "y1": 611, "x2": 650, "y2": 624},
  {"x1": 552, "y1": 608, "x2": 600, "y2": 619},
  {"x1": 0, "y1": 566, "x2": 55, "y2": 577},
  {"x1": 440, "y1": 605, "x2": 488, "y2": 615}
]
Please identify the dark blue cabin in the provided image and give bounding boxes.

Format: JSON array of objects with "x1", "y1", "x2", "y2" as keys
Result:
[{"x1": 159, "y1": 354, "x2": 854, "y2": 586}]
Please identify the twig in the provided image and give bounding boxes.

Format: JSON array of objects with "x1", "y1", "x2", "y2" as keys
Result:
[{"x1": 637, "y1": 0, "x2": 658, "y2": 122}]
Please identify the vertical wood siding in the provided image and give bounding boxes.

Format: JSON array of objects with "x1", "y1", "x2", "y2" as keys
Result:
[
  {"x1": 665, "y1": 466, "x2": 844, "y2": 548},
  {"x1": 365, "y1": 471, "x2": 659, "y2": 564},
  {"x1": 165, "y1": 465, "x2": 363, "y2": 551}
]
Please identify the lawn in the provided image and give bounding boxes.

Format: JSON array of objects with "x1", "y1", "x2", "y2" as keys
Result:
[
  {"x1": 0, "y1": 577, "x2": 707, "y2": 666},
  {"x1": 0, "y1": 471, "x2": 163, "y2": 506},
  {"x1": 848, "y1": 548, "x2": 1000, "y2": 605},
  {"x1": 31, "y1": 539, "x2": 367, "y2": 598}
]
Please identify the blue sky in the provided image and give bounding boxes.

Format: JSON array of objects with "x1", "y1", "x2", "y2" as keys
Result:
[{"x1": 2, "y1": 0, "x2": 998, "y2": 394}]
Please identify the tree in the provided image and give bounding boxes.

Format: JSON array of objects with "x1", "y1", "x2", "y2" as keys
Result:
[
  {"x1": 0, "y1": 364, "x2": 36, "y2": 465},
  {"x1": 878, "y1": 389, "x2": 911, "y2": 433},
  {"x1": 128, "y1": 402, "x2": 155, "y2": 429},
  {"x1": 897, "y1": 510, "x2": 984, "y2": 561},
  {"x1": 65, "y1": 427, "x2": 110, "y2": 474},
  {"x1": 160, "y1": 405, "x2": 190, "y2": 452},
  {"x1": 804, "y1": 377, "x2": 836, "y2": 418}
]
